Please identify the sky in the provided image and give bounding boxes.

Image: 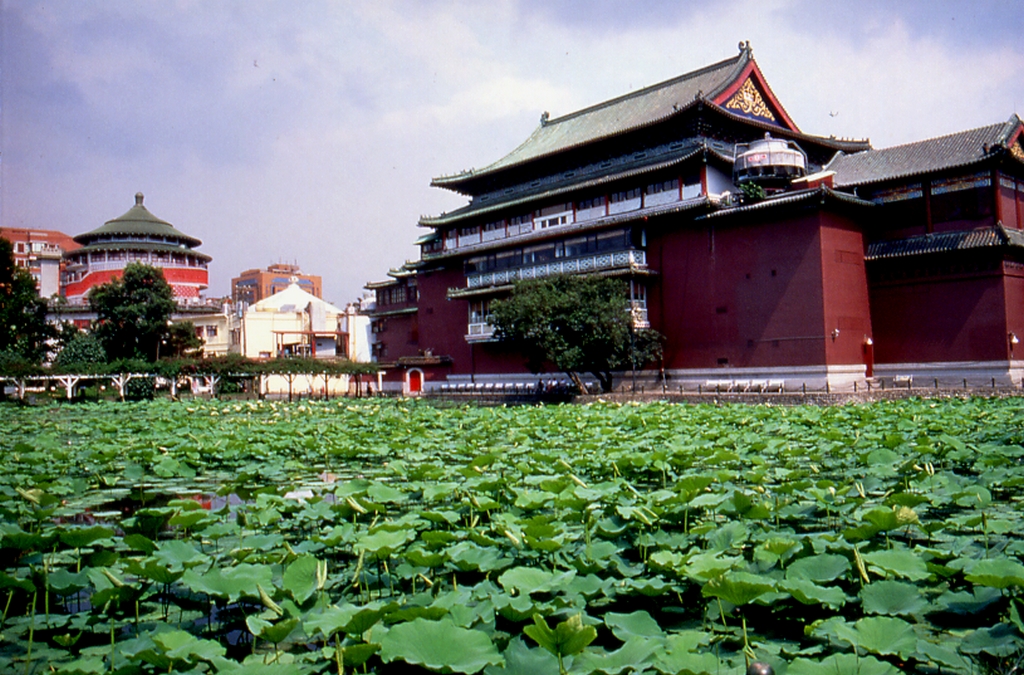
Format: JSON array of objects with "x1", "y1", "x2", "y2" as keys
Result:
[{"x1": 2, "y1": 0, "x2": 1022, "y2": 305}]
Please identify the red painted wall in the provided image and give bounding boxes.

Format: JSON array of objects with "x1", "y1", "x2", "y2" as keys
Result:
[
  {"x1": 869, "y1": 260, "x2": 1008, "y2": 364},
  {"x1": 819, "y1": 217, "x2": 873, "y2": 365},
  {"x1": 649, "y1": 211, "x2": 835, "y2": 370}
]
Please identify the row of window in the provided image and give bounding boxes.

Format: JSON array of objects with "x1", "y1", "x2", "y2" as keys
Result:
[
  {"x1": 463, "y1": 228, "x2": 643, "y2": 274},
  {"x1": 376, "y1": 284, "x2": 418, "y2": 306},
  {"x1": 428, "y1": 177, "x2": 696, "y2": 253},
  {"x1": 467, "y1": 285, "x2": 647, "y2": 330}
]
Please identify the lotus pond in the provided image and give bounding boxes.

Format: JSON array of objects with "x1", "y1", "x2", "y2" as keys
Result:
[{"x1": 3, "y1": 397, "x2": 1024, "y2": 674}]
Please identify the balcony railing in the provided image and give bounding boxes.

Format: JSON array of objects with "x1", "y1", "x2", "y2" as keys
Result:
[{"x1": 466, "y1": 249, "x2": 646, "y2": 290}]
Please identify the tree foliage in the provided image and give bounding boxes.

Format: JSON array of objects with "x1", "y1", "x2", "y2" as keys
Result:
[
  {"x1": 489, "y1": 275, "x2": 662, "y2": 392},
  {"x1": 0, "y1": 237, "x2": 56, "y2": 363},
  {"x1": 89, "y1": 263, "x2": 177, "y2": 362},
  {"x1": 53, "y1": 331, "x2": 107, "y2": 370},
  {"x1": 163, "y1": 321, "x2": 204, "y2": 359}
]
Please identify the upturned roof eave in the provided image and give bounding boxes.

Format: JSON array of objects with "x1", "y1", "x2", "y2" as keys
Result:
[
  {"x1": 431, "y1": 100, "x2": 869, "y2": 197},
  {"x1": 430, "y1": 49, "x2": 753, "y2": 193},
  {"x1": 419, "y1": 145, "x2": 731, "y2": 228}
]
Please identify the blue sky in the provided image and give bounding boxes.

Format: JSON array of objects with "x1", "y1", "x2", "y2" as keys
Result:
[{"x1": 2, "y1": 0, "x2": 1021, "y2": 303}]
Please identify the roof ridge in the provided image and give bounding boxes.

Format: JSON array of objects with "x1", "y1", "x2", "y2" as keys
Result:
[
  {"x1": 871, "y1": 120, "x2": 1009, "y2": 154},
  {"x1": 543, "y1": 51, "x2": 746, "y2": 127}
]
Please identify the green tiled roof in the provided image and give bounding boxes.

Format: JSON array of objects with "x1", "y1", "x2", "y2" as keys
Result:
[
  {"x1": 74, "y1": 193, "x2": 202, "y2": 247},
  {"x1": 829, "y1": 115, "x2": 1023, "y2": 187},
  {"x1": 432, "y1": 50, "x2": 753, "y2": 189}
]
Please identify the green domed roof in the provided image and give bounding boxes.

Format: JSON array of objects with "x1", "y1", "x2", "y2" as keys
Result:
[{"x1": 74, "y1": 193, "x2": 202, "y2": 248}]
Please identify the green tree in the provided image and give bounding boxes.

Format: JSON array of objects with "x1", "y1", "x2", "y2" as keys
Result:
[
  {"x1": 163, "y1": 321, "x2": 204, "y2": 358},
  {"x1": 89, "y1": 263, "x2": 177, "y2": 362},
  {"x1": 0, "y1": 237, "x2": 55, "y2": 364},
  {"x1": 54, "y1": 331, "x2": 107, "y2": 370},
  {"x1": 489, "y1": 274, "x2": 662, "y2": 393}
]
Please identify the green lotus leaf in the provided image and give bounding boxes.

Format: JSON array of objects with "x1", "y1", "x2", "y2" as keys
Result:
[
  {"x1": 682, "y1": 552, "x2": 742, "y2": 581},
  {"x1": 58, "y1": 525, "x2": 115, "y2": 549},
  {"x1": 323, "y1": 642, "x2": 381, "y2": 667},
  {"x1": 963, "y1": 557, "x2": 1024, "y2": 589},
  {"x1": 523, "y1": 613, "x2": 597, "y2": 660},
  {"x1": 54, "y1": 656, "x2": 107, "y2": 675},
  {"x1": 448, "y1": 541, "x2": 512, "y2": 573},
  {"x1": 483, "y1": 637, "x2": 558, "y2": 675},
  {"x1": 153, "y1": 629, "x2": 227, "y2": 663},
  {"x1": 380, "y1": 617, "x2": 503, "y2": 673},
  {"x1": 182, "y1": 563, "x2": 274, "y2": 603},
  {"x1": 780, "y1": 578, "x2": 848, "y2": 609},
  {"x1": 125, "y1": 558, "x2": 183, "y2": 585},
  {"x1": 122, "y1": 533, "x2": 157, "y2": 554},
  {"x1": 573, "y1": 636, "x2": 660, "y2": 674},
  {"x1": 860, "y1": 580, "x2": 927, "y2": 615},
  {"x1": 701, "y1": 571, "x2": 775, "y2": 606},
  {"x1": 914, "y1": 640, "x2": 972, "y2": 671},
  {"x1": 959, "y1": 623, "x2": 1022, "y2": 657},
  {"x1": 47, "y1": 568, "x2": 89, "y2": 595},
  {"x1": 498, "y1": 567, "x2": 576, "y2": 596},
  {"x1": 357, "y1": 528, "x2": 414, "y2": 557},
  {"x1": 934, "y1": 586, "x2": 1003, "y2": 615},
  {"x1": 862, "y1": 549, "x2": 930, "y2": 581},
  {"x1": 282, "y1": 554, "x2": 319, "y2": 603},
  {"x1": 652, "y1": 649, "x2": 721, "y2": 675},
  {"x1": 786, "y1": 653, "x2": 900, "y2": 675},
  {"x1": 603, "y1": 610, "x2": 663, "y2": 641},
  {"x1": 367, "y1": 483, "x2": 407, "y2": 503},
  {"x1": 786, "y1": 553, "x2": 850, "y2": 583},
  {"x1": 153, "y1": 539, "x2": 209, "y2": 570},
  {"x1": 835, "y1": 617, "x2": 917, "y2": 659}
]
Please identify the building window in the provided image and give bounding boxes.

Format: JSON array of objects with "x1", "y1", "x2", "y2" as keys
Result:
[
  {"x1": 646, "y1": 178, "x2": 680, "y2": 195},
  {"x1": 610, "y1": 187, "x2": 641, "y2": 203},
  {"x1": 206, "y1": 325, "x2": 218, "y2": 338},
  {"x1": 577, "y1": 196, "x2": 605, "y2": 210}
]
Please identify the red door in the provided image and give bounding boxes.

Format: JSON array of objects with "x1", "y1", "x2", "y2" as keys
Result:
[{"x1": 409, "y1": 370, "x2": 422, "y2": 394}]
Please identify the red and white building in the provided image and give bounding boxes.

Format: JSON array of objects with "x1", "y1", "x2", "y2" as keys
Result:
[
  {"x1": 0, "y1": 227, "x2": 80, "y2": 298},
  {"x1": 63, "y1": 193, "x2": 210, "y2": 305}
]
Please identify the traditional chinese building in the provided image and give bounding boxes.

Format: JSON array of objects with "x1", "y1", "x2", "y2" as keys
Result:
[
  {"x1": 367, "y1": 42, "x2": 1024, "y2": 393},
  {"x1": 63, "y1": 193, "x2": 210, "y2": 304}
]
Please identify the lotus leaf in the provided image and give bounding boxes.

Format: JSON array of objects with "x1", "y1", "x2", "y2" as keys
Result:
[
  {"x1": 862, "y1": 549, "x2": 930, "y2": 581},
  {"x1": 380, "y1": 617, "x2": 503, "y2": 673},
  {"x1": 859, "y1": 580, "x2": 927, "y2": 616},
  {"x1": 651, "y1": 649, "x2": 721, "y2": 675},
  {"x1": 701, "y1": 571, "x2": 775, "y2": 606},
  {"x1": 483, "y1": 637, "x2": 558, "y2": 675},
  {"x1": 498, "y1": 567, "x2": 576, "y2": 596},
  {"x1": 603, "y1": 610, "x2": 663, "y2": 640},
  {"x1": 963, "y1": 557, "x2": 1024, "y2": 588},
  {"x1": 834, "y1": 617, "x2": 917, "y2": 659},
  {"x1": 959, "y1": 623, "x2": 1022, "y2": 657},
  {"x1": 182, "y1": 563, "x2": 274, "y2": 603},
  {"x1": 786, "y1": 553, "x2": 850, "y2": 583},
  {"x1": 780, "y1": 578, "x2": 847, "y2": 609},
  {"x1": 786, "y1": 653, "x2": 900, "y2": 675},
  {"x1": 573, "y1": 636, "x2": 661, "y2": 674}
]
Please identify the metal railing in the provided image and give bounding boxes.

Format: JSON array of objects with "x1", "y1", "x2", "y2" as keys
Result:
[{"x1": 466, "y1": 249, "x2": 646, "y2": 289}]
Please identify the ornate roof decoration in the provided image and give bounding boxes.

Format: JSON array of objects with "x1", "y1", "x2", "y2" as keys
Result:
[
  {"x1": 828, "y1": 115, "x2": 1024, "y2": 187},
  {"x1": 721, "y1": 77, "x2": 777, "y2": 124}
]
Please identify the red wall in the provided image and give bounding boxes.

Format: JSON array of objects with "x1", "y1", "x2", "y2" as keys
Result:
[
  {"x1": 819, "y1": 217, "x2": 873, "y2": 365},
  {"x1": 869, "y1": 259, "x2": 1008, "y2": 364},
  {"x1": 650, "y1": 211, "x2": 838, "y2": 370}
]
